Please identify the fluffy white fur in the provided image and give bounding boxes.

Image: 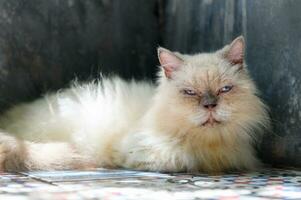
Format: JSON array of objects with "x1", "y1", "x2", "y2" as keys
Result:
[{"x1": 0, "y1": 36, "x2": 269, "y2": 172}]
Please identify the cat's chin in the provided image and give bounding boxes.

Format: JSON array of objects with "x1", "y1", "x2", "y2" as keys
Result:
[{"x1": 201, "y1": 117, "x2": 221, "y2": 127}]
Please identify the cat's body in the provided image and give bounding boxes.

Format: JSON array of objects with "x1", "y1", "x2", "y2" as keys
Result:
[{"x1": 0, "y1": 36, "x2": 270, "y2": 172}]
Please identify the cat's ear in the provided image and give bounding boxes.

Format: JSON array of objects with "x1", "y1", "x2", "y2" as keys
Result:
[
  {"x1": 158, "y1": 47, "x2": 184, "y2": 79},
  {"x1": 223, "y1": 36, "x2": 245, "y2": 67}
]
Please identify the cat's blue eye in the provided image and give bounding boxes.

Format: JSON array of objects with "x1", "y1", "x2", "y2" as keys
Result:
[
  {"x1": 183, "y1": 89, "x2": 197, "y2": 96},
  {"x1": 219, "y1": 85, "x2": 233, "y2": 93}
]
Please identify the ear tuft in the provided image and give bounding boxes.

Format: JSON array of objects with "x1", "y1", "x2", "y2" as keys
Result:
[
  {"x1": 226, "y1": 36, "x2": 245, "y2": 65},
  {"x1": 158, "y1": 47, "x2": 184, "y2": 79}
]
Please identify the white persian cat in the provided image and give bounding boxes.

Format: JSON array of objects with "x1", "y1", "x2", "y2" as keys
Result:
[{"x1": 0, "y1": 36, "x2": 269, "y2": 173}]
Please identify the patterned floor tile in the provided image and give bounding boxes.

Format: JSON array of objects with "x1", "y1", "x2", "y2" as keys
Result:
[{"x1": 0, "y1": 168, "x2": 300, "y2": 199}]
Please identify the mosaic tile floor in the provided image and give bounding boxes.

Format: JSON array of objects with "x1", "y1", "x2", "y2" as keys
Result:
[{"x1": 0, "y1": 168, "x2": 300, "y2": 199}]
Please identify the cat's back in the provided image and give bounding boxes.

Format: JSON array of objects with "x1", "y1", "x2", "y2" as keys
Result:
[{"x1": 0, "y1": 77, "x2": 156, "y2": 142}]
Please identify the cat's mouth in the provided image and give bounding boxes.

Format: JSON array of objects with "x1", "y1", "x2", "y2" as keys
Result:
[{"x1": 202, "y1": 116, "x2": 221, "y2": 126}]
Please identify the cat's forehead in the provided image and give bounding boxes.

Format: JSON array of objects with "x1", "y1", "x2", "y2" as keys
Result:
[
  {"x1": 175, "y1": 53, "x2": 236, "y2": 87},
  {"x1": 186, "y1": 53, "x2": 221, "y2": 67},
  {"x1": 186, "y1": 54, "x2": 229, "y2": 78}
]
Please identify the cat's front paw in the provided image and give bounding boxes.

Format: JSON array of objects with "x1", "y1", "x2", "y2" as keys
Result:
[
  {"x1": 0, "y1": 144, "x2": 7, "y2": 171},
  {"x1": 0, "y1": 132, "x2": 24, "y2": 171}
]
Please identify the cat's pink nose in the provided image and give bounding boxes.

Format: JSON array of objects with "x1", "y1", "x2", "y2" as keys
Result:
[{"x1": 203, "y1": 103, "x2": 217, "y2": 110}]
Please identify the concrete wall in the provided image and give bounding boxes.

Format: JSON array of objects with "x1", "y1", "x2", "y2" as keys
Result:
[
  {"x1": 0, "y1": 0, "x2": 300, "y2": 166},
  {"x1": 0, "y1": 0, "x2": 160, "y2": 109}
]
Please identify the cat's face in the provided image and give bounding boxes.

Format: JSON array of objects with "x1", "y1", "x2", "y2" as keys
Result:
[{"x1": 157, "y1": 37, "x2": 267, "y2": 130}]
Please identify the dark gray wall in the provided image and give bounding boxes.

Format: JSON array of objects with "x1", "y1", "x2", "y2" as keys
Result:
[
  {"x1": 0, "y1": 0, "x2": 300, "y2": 167},
  {"x1": 0, "y1": 0, "x2": 160, "y2": 110},
  {"x1": 163, "y1": 0, "x2": 301, "y2": 166}
]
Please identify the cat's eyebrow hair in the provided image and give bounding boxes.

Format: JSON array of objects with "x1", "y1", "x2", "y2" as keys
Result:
[
  {"x1": 210, "y1": 64, "x2": 233, "y2": 84},
  {"x1": 212, "y1": 69, "x2": 228, "y2": 83},
  {"x1": 175, "y1": 82, "x2": 195, "y2": 90}
]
